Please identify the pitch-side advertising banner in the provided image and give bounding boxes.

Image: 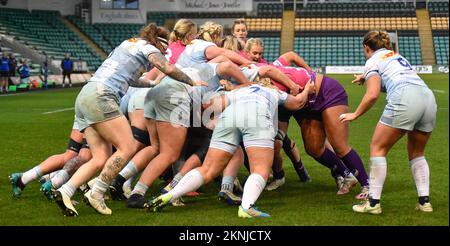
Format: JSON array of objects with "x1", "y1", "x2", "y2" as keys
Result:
[
  {"x1": 176, "y1": 0, "x2": 253, "y2": 12},
  {"x1": 326, "y1": 66, "x2": 434, "y2": 74}
]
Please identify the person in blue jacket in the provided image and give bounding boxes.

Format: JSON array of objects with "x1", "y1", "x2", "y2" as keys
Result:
[
  {"x1": 61, "y1": 53, "x2": 73, "y2": 87},
  {"x1": 17, "y1": 59, "x2": 30, "y2": 84},
  {"x1": 0, "y1": 52, "x2": 10, "y2": 93}
]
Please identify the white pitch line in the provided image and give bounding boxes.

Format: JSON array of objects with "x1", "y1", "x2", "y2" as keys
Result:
[
  {"x1": 0, "y1": 92, "x2": 29, "y2": 97},
  {"x1": 432, "y1": 89, "x2": 446, "y2": 94},
  {"x1": 42, "y1": 107, "x2": 74, "y2": 115}
]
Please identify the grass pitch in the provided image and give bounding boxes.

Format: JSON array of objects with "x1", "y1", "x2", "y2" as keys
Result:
[{"x1": 0, "y1": 74, "x2": 448, "y2": 226}]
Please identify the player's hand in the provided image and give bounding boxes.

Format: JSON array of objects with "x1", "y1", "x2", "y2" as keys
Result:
[
  {"x1": 339, "y1": 113, "x2": 357, "y2": 123},
  {"x1": 219, "y1": 79, "x2": 234, "y2": 91},
  {"x1": 193, "y1": 80, "x2": 208, "y2": 87},
  {"x1": 303, "y1": 80, "x2": 315, "y2": 94},
  {"x1": 289, "y1": 84, "x2": 300, "y2": 96},
  {"x1": 352, "y1": 74, "x2": 365, "y2": 85}
]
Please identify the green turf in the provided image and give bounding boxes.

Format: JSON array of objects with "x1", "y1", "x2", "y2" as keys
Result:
[{"x1": 0, "y1": 74, "x2": 448, "y2": 226}]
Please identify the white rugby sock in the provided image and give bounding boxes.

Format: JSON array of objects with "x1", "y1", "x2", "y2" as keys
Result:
[
  {"x1": 21, "y1": 166, "x2": 43, "y2": 185},
  {"x1": 410, "y1": 156, "x2": 430, "y2": 197},
  {"x1": 241, "y1": 173, "x2": 266, "y2": 209},
  {"x1": 123, "y1": 176, "x2": 134, "y2": 190},
  {"x1": 51, "y1": 170, "x2": 70, "y2": 189},
  {"x1": 131, "y1": 181, "x2": 149, "y2": 196},
  {"x1": 369, "y1": 157, "x2": 387, "y2": 200},
  {"x1": 168, "y1": 169, "x2": 204, "y2": 202},
  {"x1": 221, "y1": 176, "x2": 235, "y2": 192},
  {"x1": 168, "y1": 172, "x2": 184, "y2": 189},
  {"x1": 91, "y1": 178, "x2": 109, "y2": 199},
  {"x1": 119, "y1": 161, "x2": 138, "y2": 180},
  {"x1": 59, "y1": 181, "x2": 77, "y2": 198},
  {"x1": 49, "y1": 171, "x2": 59, "y2": 179}
]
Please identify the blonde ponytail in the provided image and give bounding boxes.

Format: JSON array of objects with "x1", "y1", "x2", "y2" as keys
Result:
[
  {"x1": 169, "y1": 19, "x2": 197, "y2": 45},
  {"x1": 198, "y1": 22, "x2": 223, "y2": 43},
  {"x1": 363, "y1": 30, "x2": 392, "y2": 51}
]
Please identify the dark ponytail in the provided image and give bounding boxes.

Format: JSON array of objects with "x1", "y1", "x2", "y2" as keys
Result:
[{"x1": 139, "y1": 23, "x2": 169, "y2": 53}]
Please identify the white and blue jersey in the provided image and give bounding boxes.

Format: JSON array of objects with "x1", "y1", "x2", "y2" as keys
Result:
[
  {"x1": 210, "y1": 85, "x2": 288, "y2": 152},
  {"x1": 90, "y1": 38, "x2": 160, "y2": 98},
  {"x1": 225, "y1": 84, "x2": 288, "y2": 118},
  {"x1": 364, "y1": 48, "x2": 436, "y2": 132},
  {"x1": 176, "y1": 39, "x2": 222, "y2": 95},
  {"x1": 364, "y1": 48, "x2": 427, "y2": 99},
  {"x1": 176, "y1": 39, "x2": 216, "y2": 66}
]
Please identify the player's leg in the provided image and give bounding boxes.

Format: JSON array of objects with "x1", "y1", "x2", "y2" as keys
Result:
[
  {"x1": 41, "y1": 146, "x2": 92, "y2": 200},
  {"x1": 54, "y1": 127, "x2": 112, "y2": 216},
  {"x1": 86, "y1": 116, "x2": 140, "y2": 214},
  {"x1": 239, "y1": 146, "x2": 273, "y2": 218},
  {"x1": 9, "y1": 130, "x2": 83, "y2": 197},
  {"x1": 219, "y1": 146, "x2": 244, "y2": 205},
  {"x1": 352, "y1": 123, "x2": 404, "y2": 214},
  {"x1": 266, "y1": 135, "x2": 286, "y2": 191},
  {"x1": 110, "y1": 109, "x2": 149, "y2": 200},
  {"x1": 130, "y1": 121, "x2": 187, "y2": 199},
  {"x1": 150, "y1": 147, "x2": 234, "y2": 212},
  {"x1": 125, "y1": 118, "x2": 160, "y2": 208},
  {"x1": 162, "y1": 153, "x2": 202, "y2": 194},
  {"x1": 322, "y1": 105, "x2": 368, "y2": 193},
  {"x1": 408, "y1": 129, "x2": 433, "y2": 212}
]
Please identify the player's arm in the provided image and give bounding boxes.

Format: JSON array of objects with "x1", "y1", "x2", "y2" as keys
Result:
[
  {"x1": 205, "y1": 46, "x2": 252, "y2": 66},
  {"x1": 278, "y1": 51, "x2": 311, "y2": 71},
  {"x1": 145, "y1": 67, "x2": 162, "y2": 81},
  {"x1": 259, "y1": 65, "x2": 300, "y2": 95},
  {"x1": 148, "y1": 53, "x2": 207, "y2": 86},
  {"x1": 340, "y1": 74, "x2": 381, "y2": 122},
  {"x1": 283, "y1": 80, "x2": 314, "y2": 110},
  {"x1": 352, "y1": 74, "x2": 366, "y2": 85}
]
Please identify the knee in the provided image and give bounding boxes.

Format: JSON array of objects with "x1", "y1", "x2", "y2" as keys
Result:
[
  {"x1": 159, "y1": 152, "x2": 179, "y2": 165},
  {"x1": 332, "y1": 145, "x2": 351, "y2": 158},
  {"x1": 370, "y1": 142, "x2": 387, "y2": 157},
  {"x1": 218, "y1": 61, "x2": 234, "y2": 75},
  {"x1": 201, "y1": 168, "x2": 217, "y2": 184},
  {"x1": 78, "y1": 151, "x2": 92, "y2": 163},
  {"x1": 63, "y1": 151, "x2": 78, "y2": 163},
  {"x1": 91, "y1": 157, "x2": 108, "y2": 171},
  {"x1": 116, "y1": 140, "x2": 139, "y2": 158},
  {"x1": 304, "y1": 144, "x2": 323, "y2": 158}
]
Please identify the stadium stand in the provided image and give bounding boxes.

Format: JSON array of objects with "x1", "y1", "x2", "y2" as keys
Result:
[
  {"x1": 434, "y1": 34, "x2": 449, "y2": 65},
  {"x1": 398, "y1": 34, "x2": 423, "y2": 65},
  {"x1": 428, "y1": 1, "x2": 449, "y2": 65},
  {"x1": 296, "y1": 1, "x2": 416, "y2": 18},
  {"x1": 428, "y1": 1, "x2": 449, "y2": 16},
  {"x1": 93, "y1": 23, "x2": 142, "y2": 53},
  {"x1": 294, "y1": 34, "x2": 366, "y2": 67},
  {"x1": 1, "y1": 0, "x2": 447, "y2": 71},
  {"x1": 147, "y1": 12, "x2": 177, "y2": 26},
  {"x1": 67, "y1": 15, "x2": 113, "y2": 54},
  {"x1": 257, "y1": 3, "x2": 283, "y2": 18},
  {"x1": 0, "y1": 8, "x2": 101, "y2": 71}
]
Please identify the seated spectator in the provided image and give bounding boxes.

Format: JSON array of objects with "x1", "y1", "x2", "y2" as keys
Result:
[{"x1": 17, "y1": 59, "x2": 30, "y2": 84}]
